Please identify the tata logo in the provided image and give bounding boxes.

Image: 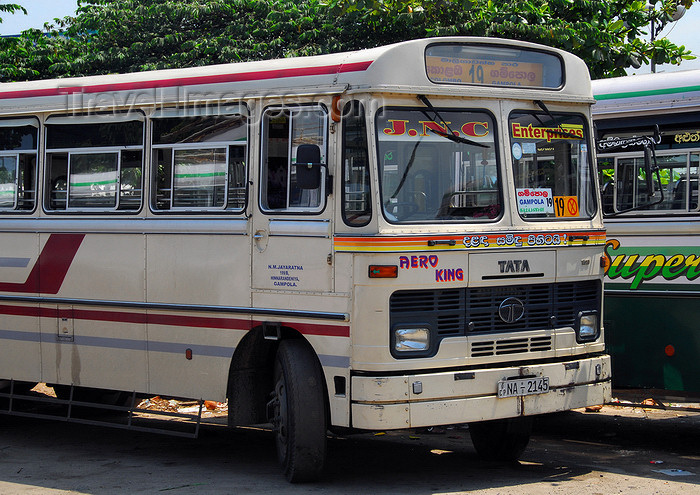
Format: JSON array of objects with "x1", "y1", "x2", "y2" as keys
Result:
[
  {"x1": 498, "y1": 260, "x2": 530, "y2": 273},
  {"x1": 498, "y1": 297, "x2": 525, "y2": 324}
]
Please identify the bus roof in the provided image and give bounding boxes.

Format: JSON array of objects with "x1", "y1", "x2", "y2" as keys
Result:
[
  {"x1": 0, "y1": 36, "x2": 592, "y2": 116},
  {"x1": 592, "y1": 69, "x2": 700, "y2": 118}
]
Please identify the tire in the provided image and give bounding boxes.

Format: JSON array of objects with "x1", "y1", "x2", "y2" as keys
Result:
[
  {"x1": 469, "y1": 416, "x2": 533, "y2": 461},
  {"x1": 270, "y1": 339, "x2": 327, "y2": 482}
]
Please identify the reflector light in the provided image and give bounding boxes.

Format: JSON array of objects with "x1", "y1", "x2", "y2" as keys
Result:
[{"x1": 368, "y1": 265, "x2": 398, "y2": 278}]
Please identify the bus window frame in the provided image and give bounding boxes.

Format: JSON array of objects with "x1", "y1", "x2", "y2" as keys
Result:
[
  {"x1": 43, "y1": 114, "x2": 145, "y2": 215},
  {"x1": 598, "y1": 150, "x2": 699, "y2": 216},
  {"x1": 0, "y1": 117, "x2": 39, "y2": 214},
  {"x1": 375, "y1": 105, "x2": 503, "y2": 225},
  {"x1": 508, "y1": 109, "x2": 598, "y2": 221},
  {"x1": 149, "y1": 108, "x2": 250, "y2": 215},
  {"x1": 341, "y1": 100, "x2": 372, "y2": 227},
  {"x1": 259, "y1": 104, "x2": 329, "y2": 216}
]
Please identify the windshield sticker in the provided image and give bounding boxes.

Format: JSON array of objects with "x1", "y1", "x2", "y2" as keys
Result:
[
  {"x1": 511, "y1": 123, "x2": 584, "y2": 142},
  {"x1": 522, "y1": 142, "x2": 537, "y2": 154},
  {"x1": 512, "y1": 142, "x2": 523, "y2": 160},
  {"x1": 554, "y1": 196, "x2": 579, "y2": 217},
  {"x1": 516, "y1": 188, "x2": 554, "y2": 215}
]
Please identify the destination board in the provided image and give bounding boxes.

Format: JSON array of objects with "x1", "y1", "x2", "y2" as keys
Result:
[{"x1": 426, "y1": 55, "x2": 544, "y2": 87}]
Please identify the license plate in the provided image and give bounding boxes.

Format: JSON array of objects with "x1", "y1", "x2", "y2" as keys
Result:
[{"x1": 498, "y1": 376, "x2": 549, "y2": 398}]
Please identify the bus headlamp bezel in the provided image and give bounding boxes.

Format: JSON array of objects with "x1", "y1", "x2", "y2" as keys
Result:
[
  {"x1": 392, "y1": 325, "x2": 431, "y2": 357},
  {"x1": 577, "y1": 311, "x2": 600, "y2": 343}
]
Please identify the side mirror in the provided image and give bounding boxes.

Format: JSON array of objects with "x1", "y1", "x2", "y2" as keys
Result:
[{"x1": 295, "y1": 144, "x2": 323, "y2": 190}]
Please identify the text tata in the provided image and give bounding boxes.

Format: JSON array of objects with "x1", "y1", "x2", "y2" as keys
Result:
[{"x1": 399, "y1": 255, "x2": 464, "y2": 282}]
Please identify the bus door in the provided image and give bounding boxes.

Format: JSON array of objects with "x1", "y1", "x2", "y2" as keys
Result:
[{"x1": 252, "y1": 106, "x2": 333, "y2": 293}]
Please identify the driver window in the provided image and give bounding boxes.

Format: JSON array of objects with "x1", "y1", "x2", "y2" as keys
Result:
[{"x1": 260, "y1": 106, "x2": 327, "y2": 213}]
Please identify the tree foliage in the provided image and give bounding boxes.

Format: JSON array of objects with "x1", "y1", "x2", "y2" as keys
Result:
[
  {"x1": 0, "y1": 3, "x2": 26, "y2": 20},
  {"x1": 327, "y1": 0, "x2": 696, "y2": 78},
  {"x1": 0, "y1": 0, "x2": 695, "y2": 82}
]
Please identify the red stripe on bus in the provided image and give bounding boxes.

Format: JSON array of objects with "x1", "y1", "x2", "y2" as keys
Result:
[
  {"x1": 0, "y1": 61, "x2": 374, "y2": 100},
  {"x1": 293, "y1": 322, "x2": 350, "y2": 338},
  {"x1": 252, "y1": 319, "x2": 350, "y2": 338},
  {"x1": 0, "y1": 304, "x2": 349, "y2": 337},
  {"x1": 0, "y1": 234, "x2": 84, "y2": 294}
]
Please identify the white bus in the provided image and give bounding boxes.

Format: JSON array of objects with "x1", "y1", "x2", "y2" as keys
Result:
[
  {"x1": 0, "y1": 37, "x2": 610, "y2": 481},
  {"x1": 593, "y1": 71, "x2": 700, "y2": 401}
]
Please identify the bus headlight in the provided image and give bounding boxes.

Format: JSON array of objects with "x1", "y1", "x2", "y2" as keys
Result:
[
  {"x1": 394, "y1": 327, "x2": 430, "y2": 352},
  {"x1": 577, "y1": 311, "x2": 599, "y2": 343}
]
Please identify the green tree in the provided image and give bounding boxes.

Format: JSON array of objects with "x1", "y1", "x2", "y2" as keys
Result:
[
  {"x1": 0, "y1": 0, "x2": 695, "y2": 82},
  {"x1": 0, "y1": 3, "x2": 26, "y2": 22},
  {"x1": 0, "y1": 19, "x2": 81, "y2": 81},
  {"x1": 328, "y1": 0, "x2": 696, "y2": 78},
  {"x1": 57, "y1": 0, "x2": 340, "y2": 75}
]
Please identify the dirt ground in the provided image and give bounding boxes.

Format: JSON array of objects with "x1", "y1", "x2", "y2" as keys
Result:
[{"x1": 0, "y1": 388, "x2": 697, "y2": 494}]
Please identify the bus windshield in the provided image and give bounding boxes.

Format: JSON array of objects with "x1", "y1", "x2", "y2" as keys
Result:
[
  {"x1": 509, "y1": 111, "x2": 597, "y2": 220},
  {"x1": 377, "y1": 108, "x2": 501, "y2": 223}
]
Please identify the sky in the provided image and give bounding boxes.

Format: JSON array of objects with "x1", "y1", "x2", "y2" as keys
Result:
[{"x1": 1, "y1": 0, "x2": 700, "y2": 75}]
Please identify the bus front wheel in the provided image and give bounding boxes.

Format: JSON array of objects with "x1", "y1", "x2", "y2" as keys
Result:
[
  {"x1": 469, "y1": 416, "x2": 533, "y2": 461},
  {"x1": 270, "y1": 339, "x2": 327, "y2": 482}
]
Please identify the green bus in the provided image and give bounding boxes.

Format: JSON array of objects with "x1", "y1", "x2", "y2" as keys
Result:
[{"x1": 593, "y1": 71, "x2": 700, "y2": 400}]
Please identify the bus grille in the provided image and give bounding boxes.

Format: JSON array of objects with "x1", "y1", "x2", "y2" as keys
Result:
[
  {"x1": 390, "y1": 280, "x2": 600, "y2": 340},
  {"x1": 470, "y1": 336, "x2": 553, "y2": 357}
]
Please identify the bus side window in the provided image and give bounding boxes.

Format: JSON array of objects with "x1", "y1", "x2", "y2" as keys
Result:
[
  {"x1": 44, "y1": 117, "x2": 144, "y2": 212},
  {"x1": 615, "y1": 159, "x2": 637, "y2": 211},
  {"x1": 46, "y1": 153, "x2": 68, "y2": 210},
  {"x1": 611, "y1": 154, "x2": 700, "y2": 213},
  {"x1": 342, "y1": 101, "x2": 371, "y2": 226},
  {"x1": 688, "y1": 156, "x2": 698, "y2": 211},
  {"x1": 151, "y1": 112, "x2": 248, "y2": 212},
  {"x1": 597, "y1": 159, "x2": 615, "y2": 215},
  {"x1": 153, "y1": 148, "x2": 172, "y2": 209},
  {"x1": 650, "y1": 156, "x2": 687, "y2": 211},
  {"x1": 228, "y1": 146, "x2": 247, "y2": 210},
  {"x1": 119, "y1": 150, "x2": 143, "y2": 210},
  {"x1": 0, "y1": 120, "x2": 38, "y2": 213},
  {"x1": 260, "y1": 106, "x2": 327, "y2": 213}
]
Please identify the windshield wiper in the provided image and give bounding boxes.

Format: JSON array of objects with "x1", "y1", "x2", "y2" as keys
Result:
[
  {"x1": 417, "y1": 95, "x2": 490, "y2": 148},
  {"x1": 533, "y1": 100, "x2": 585, "y2": 140},
  {"x1": 390, "y1": 139, "x2": 421, "y2": 199}
]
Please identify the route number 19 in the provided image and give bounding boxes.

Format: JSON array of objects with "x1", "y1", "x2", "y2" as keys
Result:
[{"x1": 469, "y1": 65, "x2": 484, "y2": 84}]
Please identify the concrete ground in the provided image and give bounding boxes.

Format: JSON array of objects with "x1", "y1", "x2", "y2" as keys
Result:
[{"x1": 0, "y1": 389, "x2": 697, "y2": 494}]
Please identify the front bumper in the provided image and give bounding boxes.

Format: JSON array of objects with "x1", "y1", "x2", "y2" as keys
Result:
[{"x1": 351, "y1": 355, "x2": 611, "y2": 429}]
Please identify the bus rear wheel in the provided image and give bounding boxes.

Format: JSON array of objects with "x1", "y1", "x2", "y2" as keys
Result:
[
  {"x1": 269, "y1": 339, "x2": 327, "y2": 483},
  {"x1": 469, "y1": 416, "x2": 533, "y2": 461}
]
